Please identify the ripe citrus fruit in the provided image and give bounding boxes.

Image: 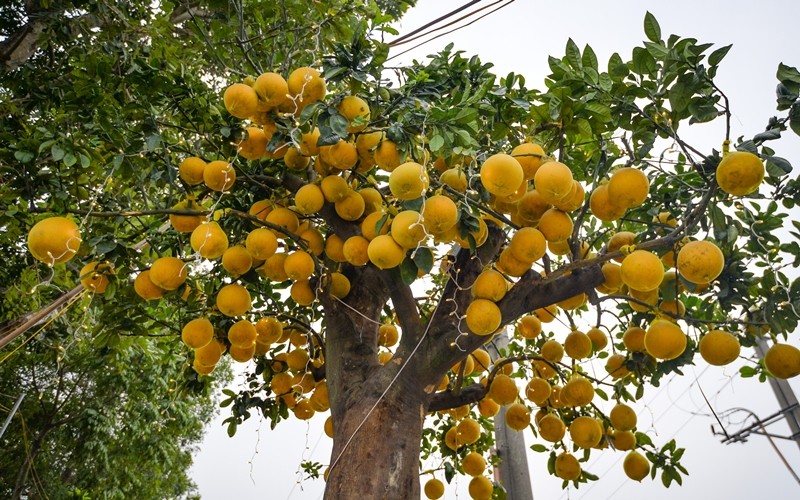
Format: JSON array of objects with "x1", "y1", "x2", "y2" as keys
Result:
[
  {"x1": 471, "y1": 269, "x2": 508, "y2": 302},
  {"x1": 607, "y1": 167, "x2": 650, "y2": 208},
  {"x1": 587, "y1": 327, "x2": 608, "y2": 350},
  {"x1": 621, "y1": 250, "x2": 664, "y2": 292},
  {"x1": 644, "y1": 319, "x2": 687, "y2": 360},
  {"x1": 488, "y1": 374, "x2": 518, "y2": 405},
  {"x1": 525, "y1": 377, "x2": 551, "y2": 405},
  {"x1": 517, "y1": 315, "x2": 542, "y2": 339},
  {"x1": 389, "y1": 162, "x2": 429, "y2": 200},
  {"x1": 245, "y1": 228, "x2": 278, "y2": 260},
  {"x1": 287, "y1": 66, "x2": 327, "y2": 109},
  {"x1": 237, "y1": 126, "x2": 268, "y2": 160},
  {"x1": 564, "y1": 330, "x2": 593, "y2": 360},
  {"x1": 390, "y1": 210, "x2": 427, "y2": 249},
  {"x1": 319, "y1": 139, "x2": 358, "y2": 170},
  {"x1": 569, "y1": 416, "x2": 604, "y2": 448},
  {"x1": 462, "y1": 451, "x2": 486, "y2": 477},
  {"x1": 610, "y1": 403, "x2": 637, "y2": 431},
  {"x1": 191, "y1": 221, "x2": 229, "y2": 260},
  {"x1": 149, "y1": 256, "x2": 187, "y2": 290},
  {"x1": 216, "y1": 283, "x2": 251, "y2": 317},
  {"x1": 699, "y1": 330, "x2": 741, "y2": 366},
  {"x1": 27, "y1": 216, "x2": 81, "y2": 265},
  {"x1": 228, "y1": 320, "x2": 257, "y2": 347},
  {"x1": 677, "y1": 239, "x2": 724, "y2": 284},
  {"x1": 134, "y1": 270, "x2": 165, "y2": 300},
  {"x1": 589, "y1": 183, "x2": 628, "y2": 222},
  {"x1": 179, "y1": 156, "x2": 206, "y2": 185},
  {"x1": 203, "y1": 160, "x2": 236, "y2": 191},
  {"x1": 342, "y1": 235, "x2": 370, "y2": 266},
  {"x1": 537, "y1": 208, "x2": 573, "y2": 242},
  {"x1": 424, "y1": 478, "x2": 444, "y2": 499},
  {"x1": 468, "y1": 476, "x2": 493, "y2": 500},
  {"x1": 562, "y1": 376, "x2": 594, "y2": 406},
  {"x1": 505, "y1": 402, "x2": 531, "y2": 431},
  {"x1": 223, "y1": 82, "x2": 259, "y2": 119},
  {"x1": 221, "y1": 245, "x2": 253, "y2": 276},
  {"x1": 534, "y1": 161, "x2": 574, "y2": 203},
  {"x1": 480, "y1": 153, "x2": 524, "y2": 197},
  {"x1": 169, "y1": 198, "x2": 205, "y2": 233},
  {"x1": 181, "y1": 317, "x2": 214, "y2": 349},
  {"x1": 509, "y1": 227, "x2": 546, "y2": 263},
  {"x1": 764, "y1": 343, "x2": 800, "y2": 379},
  {"x1": 512, "y1": 142, "x2": 546, "y2": 179},
  {"x1": 554, "y1": 452, "x2": 581, "y2": 481},
  {"x1": 422, "y1": 194, "x2": 459, "y2": 235},
  {"x1": 252, "y1": 72, "x2": 288, "y2": 110},
  {"x1": 465, "y1": 299, "x2": 502, "y2": 335},
  {"x1": 367, "y1": 234, "x2": 406, "y2": 269},
  {"x1": 623, "y1": 450, "x2": 650, "y2": 481},
  {"x1": 716, "y1": 150, "x2": 764, "y2": 196},
  {"x1": 622, "y1": 326, "x2": 646, "y2": 352},
  {"x1": 283, "y1": 250, "x2": 315, "y2": 281},
  {"x1": 537, "y1": 413, "x2": 566, "y2": 442},
  {"x1": 79, "y1": 261, "x2": 112, "y2": 293},
  {"x1": 338, "y1": 95, "x2": 370, "y2": 133}
]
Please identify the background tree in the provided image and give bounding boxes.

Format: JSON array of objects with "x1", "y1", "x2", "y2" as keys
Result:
[{"x1": 2, "y1": 2, "x2": 800, "y2": 500}]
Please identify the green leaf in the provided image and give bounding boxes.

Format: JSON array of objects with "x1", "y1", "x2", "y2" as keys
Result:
[
  {"x1": 14, "y1": 150, "x2": 34, "y2": 163},
  {"x1": 399, "y1": 257, "x2": 418, "y2": 285},
  {"x1": 226, "y1": 420, "x2": 238, "y2": 437},
  {"x1": 530, "y1": 444, "x2": 548, "y2": 453},
  {"x1": 412, "y1": 247, "x2": 433, "y2": 274},
  {"x1": 643, "y1": 12, "x2": 662, "y2": 42},
  {"x1": 565, "y1": 38, "x2": 581, "y2": 70},
  {"x1": 429, "y1": 134, "x2": 444, "y2": 152},
  {"x1": 146, "y1": 134, "x2": 162, "y2": 151},
  {"x1": 582, "y1": 44, "x2": 598, "y2": 70},
  {"x1": 708, "y1": 44, "x2": 732, "y2": 67},
  {"x1": 51, "y1": 144, "x2": 65, "y2": 161},
  {"x1": 644, "y1": 41, "x2": 669, "y2": 59},
  {"x1": 63, "y1": 153, "x2": 77, "y2": 167},
  {"x1": 777, "y1": 63, "x2": 800, "y2": 85},
  {"x1": 766, "y1": 155, "x2": 792, "y2": 175}
]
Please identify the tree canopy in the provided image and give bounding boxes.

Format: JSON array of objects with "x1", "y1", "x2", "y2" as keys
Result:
[{"x1": 2, "y1": 1, "x2": 800, "y2": 499}]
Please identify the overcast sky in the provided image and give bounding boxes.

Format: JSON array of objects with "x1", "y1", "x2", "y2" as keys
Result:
[{"x1": 191, "y1": 1, "x2": 800, "y2": 499}]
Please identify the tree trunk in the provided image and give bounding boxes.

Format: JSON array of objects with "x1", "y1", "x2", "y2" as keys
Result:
[{"x1": 324, "y1": 378, "x2": 426, "y2": 499}]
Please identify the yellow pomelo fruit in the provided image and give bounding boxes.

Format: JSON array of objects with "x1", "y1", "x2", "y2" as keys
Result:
[
  {"x1": 355, "y1": 130, "x2": 382, "y2": 163},
  {"x1": 391, "y1": 210, "x2": 427, "y2": 249},
  {"x1": 334, "y1": 189, "x2": 365, "y2": 221},
  {"x1": 195, "y1": 339, "x2": 224, "y2": 368},
  {"x1": 586, "y1": 327, "x2": 608, "y2": 350},
  {"x1": 470, "y1": 349, "x2": 491, "y2": 373},
  {"x1": 287, "y1": 66, "x2": 327, "y2": 109},
  {"x1": 538, "y1": 413, "x2": 566, "y2": 442},
  {"x1": 191, "y1": 221, "x2": 228, "y2": 260},
  {"x1": 265, "y1": 207, "x2": 300, "y2": 237},
  {"x1": 283, "y1": 147, "x2": 309, "y2": 170},
  {"x1": 495, "y1": 248, "x2": 531, "y2": 278},
  {"x1": 444, "y1": 426, "x2": 462, "y2": 451},
  {"x1": 323, "y1": 415, "x2": 334, "y2": 438},
  {"x1": 237, "y1": 126, "x2": 267, "y2": 160},
  {"x1": 289, "y1": 279, "x2": 315, "y2": 306},
  {"x1": 338, "y1": 95, "x2": 370, "y2": 133},
  {"x1": 248, "y1": 199, "x2": 272, "y2": 222},
  {"x1": 644, "y1": 319, "x2": 687, "y2": 360},
  {"x1": 569, "y1": 416, "x2": 604, "y2": 448},
  {"x1": 389, "y1": 162, "x2": 429, "y2": 200},
  {"x1": 181, "y1": 317, "x2": 214, "y2": 349},
  {"x1": 537, "y1": 208, "x2": 573, "y2": 242},
  {"x1": 422, "y1": 194, "x2": 459, "y2": 235},
  {"x1": 326, "y1": 271, "x2": 351, "y2": 299},
  {"x1": 480, "y1": 153, "x2": 524, "y2": 198},
  {"x1": 324, "y1": 234, "x2": 346, "y2": 263},
  {"x1": 228, "y1": 320, "x2": 257, "y2": 347},
  {"x1": 505, "y1": 402, "x2": 531, "y2": 431},
  {"x1": 478, "y1": 397, "x2": 500, "y2": 417},
  {"x1": 764, "y1": 343, "x2": 800, "y2": 379},
  {"x1": 456, "y1": 418, "x2": 482, "y2": 444},
  {"x1": 440, "y1": 168, "x2": 468, "y2": 192},
  {"x1": 534, "y1": 304, "x2": 558, "y2": 323},
  {"x1": 299, "y1": 127, "x2": 321, "y2": 156},
  {"x1": 517, "y1": 189, "x2": 551, "y2": 223},
  {"x1": 424, "y1": 477, "x2": 445, "y2": 499},
  {"x1": 169, "y1": 198, "x2": 205, "y2": 233},
  {"x1": 607, "y1": 167, "x2": 650, "y2": 208},
  {"x1": 373, "y1": 139, "x2": 402, "y2": 171},
  {"x1": 462, "y1": 451, "x2": 486, "y2": 477},
  {"x1": 256, "y1": 252, "x2": 288, "y2": 281},
  {"x1": 509, "y1": 227, "x2": 546, "y2": 263},
  {"x1": 468, "y1": 476, "x2": 493, "y2": 500},
  {"x1": 223, "y1": 83, "x2": 259, "y2": 119},
  {"x1": 606, "y1": 353, "x2": 631, "y2": 379},
  {"x1": 623, "y1": 450, "x2": 650, "y2": 481},
  {"x1": 607, "y1": 231, "x2": 636, "y2": 262},
  {"x1": 367, "y1": 234, "x2": 406, "y2": 269},
  {"x1": 299, "y1": 226, "x2": 324, "y2": 256},
  {"x1": 622, "y1": 326, "x2": 646, "y2": 352},
  {"x1": 256, "y1": 316, "x2": 283, "y2": 344},
  {"x1": 319, "y1": 139, "x2": 358, "y2": 170},
  {"x1": 271, "y1": 371, "x2": 293, "y2": 395},
  {"x1": 134, "y1": 270, "x2": 165, "y2": 300},
  {"x1": 554, "y1": 452, "x2": 581, "y2": 481},
  {"x1": 612, "y1": 429, "x2": 637, "y2": 451},
  {"x1": 320, "y1": 174, "x2": 350, "y2": 203},
  {"x1": 564, "y1": 330, "x2": 593, "y2": 360},
  {"x1": 512, "y1": 142, "x2": 546, "y2": 179},
  {"x1": 628, "y1": 287, "x2": 658, "y2": 312},
  {"x1": 472, "y1": 269, "x2": 508, "y2": 302},
  {"x1": 27, "y1": 216, "x2": 81, "y2": 265},
  {"x1": 216, "y1": 283, "x2": 251, "y2": 317},
  {"x1": 179, "y1": 156, "x2": 206, "y2": 185},
  {"x1": 488, "y1": 374, "x2": 518, "y2": 405},
  {"x1": 525, "y1": 377, "x2": 551, "y2": 405},
  {"x1": 79, "y1": 261, "x2": 112, "y2": 293},
  {"x1": 562, "y1": 376, "x2": 594, "y2": 406},
  {"x1": 283, "y1": 250, "x2": 315, "y2": 281},
  {"x1": 677, "y1": 239, "x2": 724, "y2": 284},
  {"x1": 292, "y1": 399, "x2": 315, "y2": 420},
  {"x1": 378, "y1": 324, "x2": 399, "y2": 347},
  {"x1": 517, "y1": 315, "x2": 542, "y2": 339},
  {"x1": 716, "y1": 150, "x2": 764, "y2": 196},
  {"x1": 343, "y1": 235, "x2": 370, "y2": 266},
  {"x1": 309, "y1": 383, "x2": 330, "y2": 411},
  {"x1": 534, "y1": 161, "x2": 574, "y2": 203},
  {"x1": 553, "y1": 180, "x2": 585, "y2": 212},
  {"x1": 203, "y1": 160, "x2": 236, "y2": 191},
  {"x1": 149, "y1": 256, "x2": 187, "y2": 291},
  {"x1": 610, "y1": 403, "x2": 637, "y2": 431},
  {"x1": 589, "y1": 183, "x2": 627, "y2": 221},
  {"x1": 540, "y1": 339, "x2": 564, "y2": 363},
  {"x1": 466, "y1": 299, "x2": 501, "y2": 335},
  {"x1": 600, "y1": 261, "x2": 623, "y2": 292},
  {"x1": 252, "y1": 72, "x2": 288, "y2": 110},
  {"x1": 221, "y1": 245, "x2": 253, "y2": 276},
  {"x1": 621, "y1": 250, "x2": 664, "y2": 292},
  {"x1": 360, "y1": 211, "x2": 390, "y2": 241},
  {"x1": 358, "y1": 187, "x2": 383, "y2": 213},
  {"x1": 286, "y1": 348, "x2": 310, "y2": 372}
]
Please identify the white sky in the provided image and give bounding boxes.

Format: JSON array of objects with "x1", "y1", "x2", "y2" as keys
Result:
[{"x1": 191, "y1": 1, "x2": 800, "y2": 499}]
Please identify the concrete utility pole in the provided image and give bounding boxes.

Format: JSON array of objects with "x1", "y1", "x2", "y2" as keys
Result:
[
  {"x1": 486, "y1": 332, "x2": 534, "y2": 500},
  {"x1": 753, "y1": 336, "x2": 800, "y2": 451}
]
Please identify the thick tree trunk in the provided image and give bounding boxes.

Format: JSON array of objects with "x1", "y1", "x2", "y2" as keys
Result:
[{"x1": 324, "y1": 379, "x2": 427, "y2": 499}]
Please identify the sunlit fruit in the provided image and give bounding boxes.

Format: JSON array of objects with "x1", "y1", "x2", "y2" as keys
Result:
[
  {"x1": 287, "y1": 66, "x2": 327, "y2": 109},
  {"x1": 505, "y1": 402, "x2": 531, "y2": 431},
  {"x1": 538, "y1": 413, "x2": 566, "y2": 442},
  {"x1": 488, "y1": 374, "x2": 518, "y2": 405},
  {"x1": 328, "y1": 272, "x2": 351, "y2": 299},
  {"x1": 389, "y1": 162, "x2": 429, "y2": 200},
  {"x1": 466, "y1": 299, "x2": 502, "y2": 335},
  {"x1": 191, "y1": 221, "x2": 229, "y2": 259},
  {"x1": 391, "y1": 210, "x2": 427, "y2": 249},
  {"x1": 605, "y1": 353, "x2": 631, "y2": 379},
  {"x1": 284, "y1": 250, "x2": 315, "y2": 281},
  {"x1": 534, "y1": 161, "x2": 574, "y2": 203},
  {"x1": 590, "y1": 183, "x2": 627, "y2": 221},
  {"x1": 537, "y1": 208, "x2": 573, "y2": 242},
  {"x1": 607, "y1": 167, "x2": 650, "y2": 208},
  {"x1": 512, "y1": 142, "x2": 546, "y2": 179},
  {"x1": 517, "y1": 315, "x2": 542, "y2": 339},
  {"x1": 716, "y1": 150, "x2": 765, "y2": 196},
  {"x1": 462, "y1": 451, "x2": 486, "y2": 477},
  {"x1": 221, "y1": 245, "x2": 253, "y2": 276},
  {"x1": 134, "y1": 270, "x2": 165, "y2": 300},
  {"x1": 343, "y1": 235, "x2": 370, "y2": 266},
  {"x1": 587, "y1": 327, "x2": 608, "y2": 350},
  {"x1": 562, "y1": 376, "x2": 594, "y2": 406},
  {"x1": 468, "y1": 476, "x2": 493, "y2": 500},
  {"x1": 149, "y1": 256, "x2": 187, "y2": 290},
  {"x1": 569, "y1": 416, "x2": 604, "y2": 448},
  {"x1": 245, "y1": 228, "x2": 278, "y2": 261},
  {"x1": 216, "y1": 283, "x2": 251, "y2": 317},
  {"x1": 764, "y1": 343, "x2": 800, "y2": 379},
  {"x1": 265, "y1": 206, "x2": 300, "y2": 237},
  {"x1": 472, "y1": 269, "x2": 508, "y2": 302},
  {"x1": 223, "y1": 82, "x2": 259, "y2": 119},
  {"x1": 622, "y1": 326, "x2": 646, "y2": 352},
  {"x1": 27, "y1": 216, "x2": 81, "y2": 265},
  {"x1": 319, "y1": 139, "x2": 358, "y2": 170},
  {"x1": 610, "y1": 403, "x2": 637, "y2": 431},
  {"x1": 525, "y1": 377, "x2": 551, "y2": 405},
  {"x1": 367, "y1": 234, "x2": 406, "y2": 269},
  {"x1": 252, "y1": 71, "x2": 289, "y2": 110},
  {"x1": 564, "y1": 330, "x2": 592, "y2": 360},
  {"x1": 203, "y1": 160, "x2": 236, "y2": 191},
  {"x1": 554, "y1": 452, "x2": 581, "y2": 481},
  {"x1": 677, "y1": 240, "x2": 724, "y2": 284},
  {"x1": 509, "y1": 227, "x2": 546, "y2": 263},
  {"x1": 480, "y1": 153, "x2": 524, "y2": 197},
  {"x1": 424, "y1": 477, "x2": 444, "y2": 499},
  {"x1": 228, "y1": 319, "x2": 257, "y2": 347},
  {"x1": 422, "y1": 194, "x2": 459, "y2": 235},
  {"x1": 334, "y1": 189, "x2": 366, "y2": 221},
  {"x1": 169, "y1": 198, "x2": 205, "y2": 233},
  {"x1": 237, "y1": 126, "x2": 268, "y2": 160},
  {"x1": 320, "y1": 175, "x2": 350, "y2": 203},
  {"x1": 621, "y1": 250, "x2": 664, "y2": 292},
  {"x1": 338, "y1": 95, "x2": 370, "y2": 133},
  {"x1": 644, "y1": 319, "x2": 687, "y2": 360},
  {"x1": 374, "y1": 139, "x2": 402, "y2": 171},
  {"x1": 79, "y1": 261, "x2": 113, "y2": 293},
  {"x1": 179, "y1": 156, "x2": 207, "y2": 185}
]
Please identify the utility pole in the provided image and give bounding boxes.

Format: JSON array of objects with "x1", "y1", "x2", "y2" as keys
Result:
[
  {"x1": 0, "y1": 392, "x2": 26, "y2": 440},
  {"x1": 753, "y1": 336, "x2": 800, "y2": 451},
  {"x1": 486, "y1": 331, "x2": 534, "y2": 500}
]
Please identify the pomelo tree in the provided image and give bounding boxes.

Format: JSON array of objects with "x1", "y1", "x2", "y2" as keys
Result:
[{"x1": 2, "y1": 1, "x2": 800, "y2": 499}]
